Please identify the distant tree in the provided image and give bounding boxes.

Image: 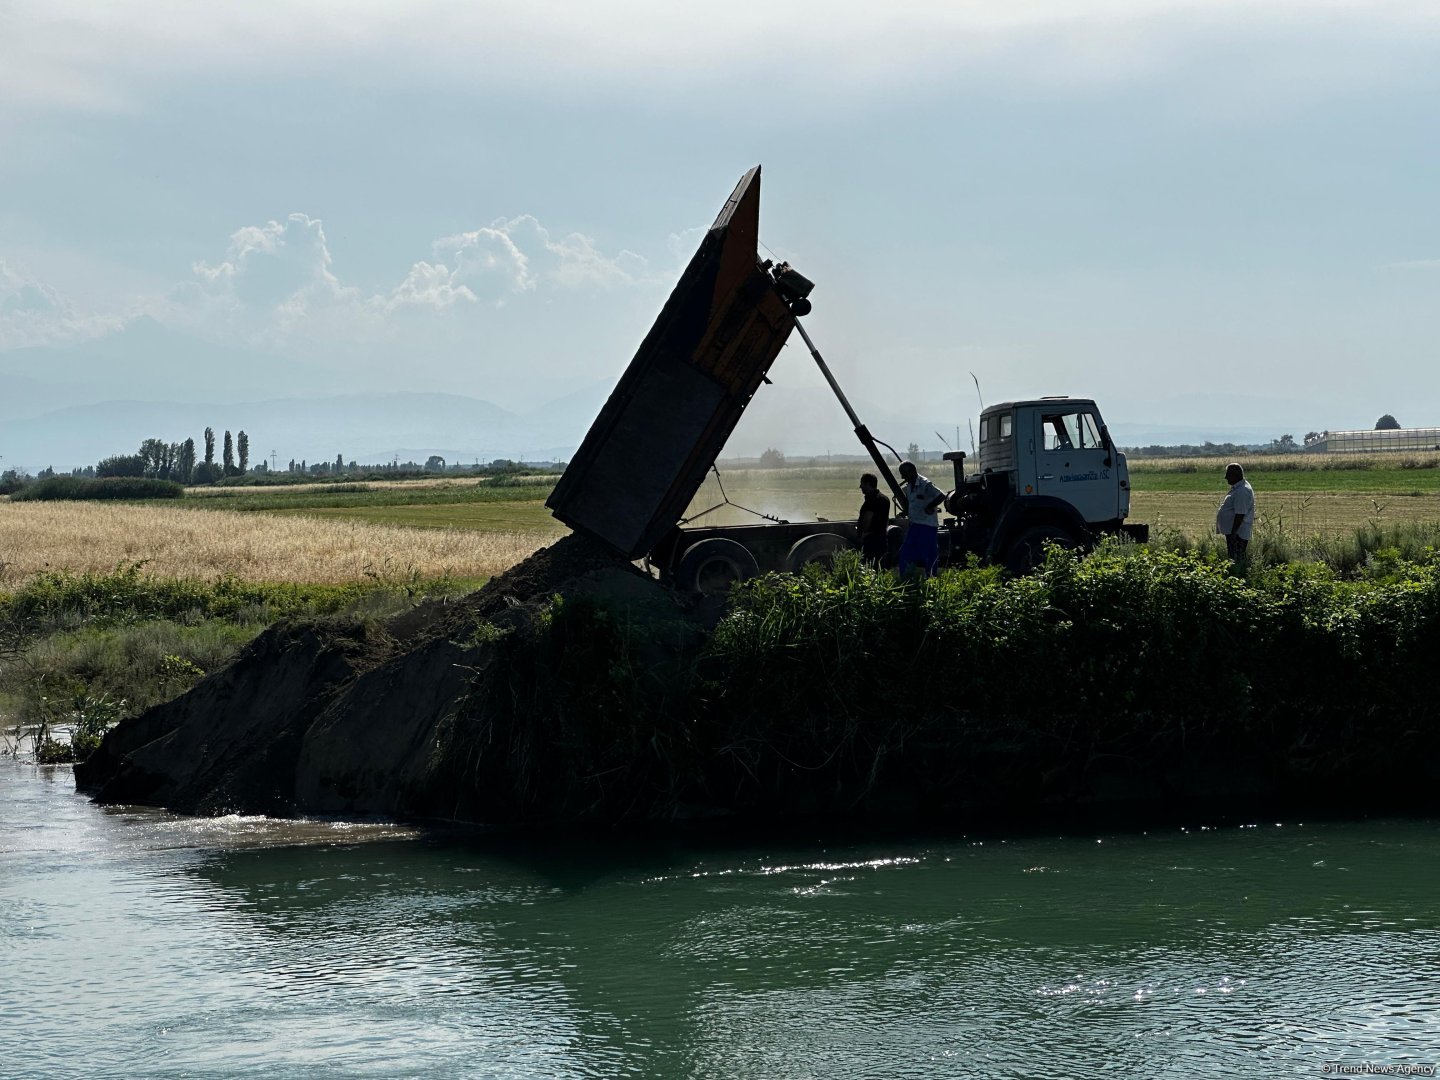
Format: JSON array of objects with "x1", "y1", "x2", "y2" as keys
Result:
[
  {"x1": 1376, "y1": 414, "x2": 1401, "y2": 430},
  {"x1": 425, "y1": 455, "x2": 446, "y2": 472},
  {"x1": 38, "y1": 466, "x2": 55, "y2": 479},
  {"x1": 237, "y1": 431, "x2": 249, "y2": 474},
  {"x1": 137, "y1": 438, "x2": 168, "y2": 478},
  {"x1": 1272, "y1": 434, "x2": 1296, "y2": 451},
  {"x1": 178, "y1": 438, "x2": 196, "y2": 484},
  {"x1": 758, "y1": 448, "x2": 786, "y2": 469},
  {"x1": 203, "y1": 427, "x2": 216, "y2": 468},
  {"x1": 222, "y1": 431, "x2": 236, "y2": 476},
  {"x1": 1304, "y1": 431, "x2": 1322, "y2": 444},
  {"x1": 334, "y1": 453, "x2": 345, "y2": 473},
  {"x1": 96, "y1": 453, "x2": 145, "y2": 478},
  {"x1": 288, "y1": 459, "x2": 296, "y2": 474},
  {"x1": 0, "y1": 469, "x2": 27, "y2": 496},
  {"x1": 905, "y1": 442, "x2": 921, "y2": 459}
]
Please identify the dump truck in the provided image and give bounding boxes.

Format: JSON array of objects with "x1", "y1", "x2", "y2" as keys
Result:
[{"x1": 547, "y1": 166, "x2": 1147, "y2": 593}]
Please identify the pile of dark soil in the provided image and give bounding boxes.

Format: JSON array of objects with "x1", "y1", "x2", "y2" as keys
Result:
[{"x1": 75, "y1": 533, "x2": 669, "y2": 819}]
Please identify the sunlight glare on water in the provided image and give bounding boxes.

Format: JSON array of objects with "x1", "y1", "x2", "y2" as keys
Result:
[{"x1": 3, "y1": 759, "x2": 1439, "y2": 1079}]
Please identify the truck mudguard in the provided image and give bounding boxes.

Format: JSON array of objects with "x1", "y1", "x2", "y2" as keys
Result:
[{"x1": 985, "y1": 496, "x2": 1091, "y2": 561}]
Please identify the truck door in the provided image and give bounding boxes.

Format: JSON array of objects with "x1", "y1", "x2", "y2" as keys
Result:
[{"x1": 1034, "y1": 408, "x2": 1116, "y2": 523}]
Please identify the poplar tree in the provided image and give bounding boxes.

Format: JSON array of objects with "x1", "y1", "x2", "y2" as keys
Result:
[
  {"x1": 179, "y1": 438, "x2": 196, "y2": 484},
  {"x1": 237, "y1": 431, "x2": 249, "y2": 474}
]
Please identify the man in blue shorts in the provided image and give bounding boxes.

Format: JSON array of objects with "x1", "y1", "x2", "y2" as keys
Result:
[{"x1": 896, "y1": 461, "x2": 944, "y2": 576}]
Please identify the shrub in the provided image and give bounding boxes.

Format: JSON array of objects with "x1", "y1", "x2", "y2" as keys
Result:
[{"x1": 9, "y1": 476, "x2": 184, "y2": 501}]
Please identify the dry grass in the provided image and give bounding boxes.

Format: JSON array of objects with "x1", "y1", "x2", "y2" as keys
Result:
[
  {"x1": 0, "y1": 502, "x2": 548, "y2": 586},
  {"x1": 1129, "y1": 450, "x2": 1440, "y2": 472},
  {"x1": 1130, "y1": 491, "x2": 1438, "y2": 537}
]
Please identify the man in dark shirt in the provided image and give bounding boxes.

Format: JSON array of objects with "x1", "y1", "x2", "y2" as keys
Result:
[{"x1": 856, "y1": 472, "x2": 890, "y2": 567}]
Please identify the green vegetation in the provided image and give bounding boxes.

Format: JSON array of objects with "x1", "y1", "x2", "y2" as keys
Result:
[
  {"x1": 1151, "y1": 516, "x2": 1440, "y2": 575},
  {"x1": 0, "y1": 563, "x2": 473, "y2": 762},
  {"x1": 0, "y1": 561, "x2": 465, "y2": 630},
  {"x1": 9, "y1": 476, "x2": 185, "y2": 501},
  {"x1": 438, "y1": 536, "x2": 1440, "y2": 827}
]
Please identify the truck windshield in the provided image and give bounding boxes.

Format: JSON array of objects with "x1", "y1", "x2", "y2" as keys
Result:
[{"x1": 1042, "y1": 412, "x2": 1101, "y2": 451}]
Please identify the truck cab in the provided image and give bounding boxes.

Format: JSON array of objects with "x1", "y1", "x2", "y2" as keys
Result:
[
  {"x1": 978, "y1": 397, "x2": 1131, "y2": 526},
  {"x1": 951, "y1": 396, "x2": 1141, "y2": 572}
]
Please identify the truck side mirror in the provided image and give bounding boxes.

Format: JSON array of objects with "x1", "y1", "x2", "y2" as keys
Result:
[{"x1": 1099, "y1": 425, "x2": 1113, "y2": 468}]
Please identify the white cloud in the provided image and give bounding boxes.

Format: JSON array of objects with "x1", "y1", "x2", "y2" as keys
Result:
[
  {"x1": 436, "y1": 214, "x2": 650, "y2": 302},
  {"x1": 158, "y1": 208, "x2": 655, "y2": 363},
  {"x1": 193, "y1": 213, "x2": 354, "y2": 314},
  {"x1": 7, "y1": 0, "x2": 1440, "y2": 117},
  {"x1": 385, "y1": 262, "x2": 478, "y2": 310},
  {"x1": 0, "y1": 258, "x2": 122, "y2": 348}
]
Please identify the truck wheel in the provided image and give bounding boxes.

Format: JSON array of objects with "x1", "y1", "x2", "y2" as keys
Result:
[
  {"x1": 1004, "y1": 525, "x2": 1076, "y2": 576},
  {"x1": 783, "y1": 532, "x2": 849, "y2": 573},
  {"x1": 675, "y1": 538, "x2": 761, "y2": 595}
]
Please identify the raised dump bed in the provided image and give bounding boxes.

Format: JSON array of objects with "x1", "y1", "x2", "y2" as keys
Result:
[{"x1": 545, "y1": 166, "x2": 797, "y2": 560}]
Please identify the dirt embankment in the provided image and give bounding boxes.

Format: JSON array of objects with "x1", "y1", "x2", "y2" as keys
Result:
[
  {"x1": 74, "y1": 534, "x2": 670, "y2": 819},
  {"x1": 77, "y1": 531, "x2": 1440, "y2": 831}
]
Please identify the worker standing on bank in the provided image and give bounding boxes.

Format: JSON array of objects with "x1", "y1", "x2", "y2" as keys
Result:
[
  {"x1": 1216, "y1": 462, "x2": 1256, "y2": 561},
  {"x1": 856, "y1": 472, "x2": 890, "y2": 567},
  {"x1": 897, "y1": 461, "x2": 944, "y2": 576}
]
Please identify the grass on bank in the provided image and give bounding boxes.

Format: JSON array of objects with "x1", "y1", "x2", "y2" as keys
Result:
[
  {"x1": 0, "y1": 563, "x2": 471, "y2": 763},
  {"x1": 444, "y1": 533, "x2": 1440, "y2": 826}
]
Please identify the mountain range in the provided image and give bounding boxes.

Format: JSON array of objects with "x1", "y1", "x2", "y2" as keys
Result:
[{"x1": 1, "y1": 318, "x2": 1313, "y2": 472}]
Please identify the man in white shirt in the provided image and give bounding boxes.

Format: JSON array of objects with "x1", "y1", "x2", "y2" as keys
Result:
[
  {"x1": 1215, "y1": 462, "x2": 1256, "y2": 560},
  {"x1": 897, "y1": 460, "x2": 944, "y2": 576}
]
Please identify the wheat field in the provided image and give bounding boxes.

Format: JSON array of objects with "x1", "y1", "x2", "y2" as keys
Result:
[{"x1": 0, "y1": 502, "x2": 549, "y2": 586}]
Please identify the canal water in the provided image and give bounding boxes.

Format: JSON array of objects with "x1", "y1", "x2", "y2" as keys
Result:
[{"x1": 3, "y1": 758, "x2": 1438, "y2": 1079}]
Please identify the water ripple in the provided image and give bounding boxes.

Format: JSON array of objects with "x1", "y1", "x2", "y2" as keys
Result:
[{"x1": 6, "y1": 762, "x2": 1440, "y2": 1079}]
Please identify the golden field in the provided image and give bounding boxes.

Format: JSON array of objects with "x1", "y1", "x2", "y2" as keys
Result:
[
  {"x1": 3, "y1": 458, "x2": 1436, "y2": 588},
  {"x1": 0, "y1": 501, "x2": 546, "y2": 586}
]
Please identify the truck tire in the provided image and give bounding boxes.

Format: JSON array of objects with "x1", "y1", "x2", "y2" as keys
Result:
[
  {"x1": 675, "y1": 538, "x2": 761, "y2": 595},
  {"x1": 1003, "y1": 525, "x2": 1077, "y2": 576},
  {"x1": 783, "y1": 532, "x2": 849, "y2": 573}
]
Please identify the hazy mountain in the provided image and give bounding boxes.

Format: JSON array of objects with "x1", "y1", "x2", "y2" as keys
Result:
[
  {"x1": 0, "y1": 393, "x2": 533, "y2": 472},
  {"x1": 0, "y1": 323, "x2": 1332, "y2": 473},
  {"x1": 0, "y1": 317, "x2": 336, "y2": 420},
  {"x1": 530, "y1": 380, "x2": 614, "y2": 439}
]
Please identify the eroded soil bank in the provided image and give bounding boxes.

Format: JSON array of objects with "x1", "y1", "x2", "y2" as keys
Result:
[{"x1": 76, "y1": 539, "x2": 1440, "y2": 831}]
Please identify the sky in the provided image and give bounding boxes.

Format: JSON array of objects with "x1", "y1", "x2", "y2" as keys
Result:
[{"x1": 3, "y1": 0, "x2": 1439, "y2": 450}]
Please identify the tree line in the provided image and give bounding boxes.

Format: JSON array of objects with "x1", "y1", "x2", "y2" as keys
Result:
[{"x1": 91, "y1": 428, "x2": 251, "y2": 484}]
